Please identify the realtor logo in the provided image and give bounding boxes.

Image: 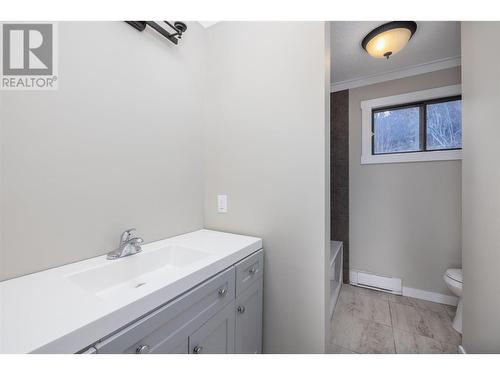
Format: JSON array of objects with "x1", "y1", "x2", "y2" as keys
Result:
[{"x1": 1, "y1": 22, "x2": 58, "y2": 90}]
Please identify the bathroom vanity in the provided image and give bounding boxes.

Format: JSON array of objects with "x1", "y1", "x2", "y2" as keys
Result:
[
  {"x1": 0, "y1": 230, "x2": 263, "y2": 354},
  {"x1": 82, "y1": 249, "x2": 263, "y2": 354}
]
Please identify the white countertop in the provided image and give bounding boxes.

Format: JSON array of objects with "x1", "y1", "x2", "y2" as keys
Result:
[{"x1": 0, "y1": 229, "x2": 262, "y2": 353}]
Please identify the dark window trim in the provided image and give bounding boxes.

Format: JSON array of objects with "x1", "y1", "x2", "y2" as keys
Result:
[{"x1": 371, "y1": 95, "x2": 462, "y2": 156}]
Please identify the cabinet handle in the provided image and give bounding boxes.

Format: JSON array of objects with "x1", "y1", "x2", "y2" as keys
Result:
[
  {"x1": 249, "y1": 267, "x2": 257, "y2": 275},
  {"x1": 237, "y1": 305, "x2": 246, "y2": 314},
  {"x1": 217, "y1": 287, "x2": 227, "y2": 297},
  {"x1": 136, "y1": 344, "x2": 150, "y2": 354},
  {"x1": 193, "y1": 345, "x2": 203, "y2": 354}
]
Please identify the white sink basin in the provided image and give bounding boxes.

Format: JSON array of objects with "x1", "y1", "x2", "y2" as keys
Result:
[{"x1": 66, "y1": 245, "x2": 210, "y2": 298}]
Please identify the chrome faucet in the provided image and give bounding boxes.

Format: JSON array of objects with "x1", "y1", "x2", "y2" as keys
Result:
[{"x1": 107, "y1": 228, "x2": 144, "y2": 260}]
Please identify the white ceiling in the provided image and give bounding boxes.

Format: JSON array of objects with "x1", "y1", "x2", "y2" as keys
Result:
[
  {"x1": 330, "y1": 21, "x2": 461, "y2": 85},
  {"x1": 198, "y1": 21, "x2": 220, "y2": 28}
]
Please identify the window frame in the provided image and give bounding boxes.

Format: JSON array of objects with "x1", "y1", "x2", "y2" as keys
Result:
[
  {"x1": 371, "y1": 95, "x2": 462, "y2": 156},
  {"x1": 361, "y1": 84, "x2": 462, "y2": 164}
]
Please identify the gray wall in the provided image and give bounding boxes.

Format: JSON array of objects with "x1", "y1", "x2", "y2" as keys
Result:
[
  {"x1": 203, "y1": 22, "x2": 330, "y2": 353},
  {"x1": 0, "y1": 22, "x2": 206, "y2": 280},
  {"x1": 461, "y1": 22, "x2": 500, "y2": 353},
  {"x1": 349, "y1": 67, "x2": 462, "y2": 295}
]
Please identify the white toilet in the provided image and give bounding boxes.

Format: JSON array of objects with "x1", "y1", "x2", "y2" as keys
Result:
[{"x1": 443, "y1": 268, "x2": 463, "y2": 334}]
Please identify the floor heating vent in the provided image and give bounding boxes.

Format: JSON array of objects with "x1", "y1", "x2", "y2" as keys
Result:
[{"x1": 349, "y1": 269, "x2": 402, "y2": 294}]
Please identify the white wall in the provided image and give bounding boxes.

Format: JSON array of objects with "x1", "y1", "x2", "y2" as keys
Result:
[
  {"x1": 461, "y1": 22, "x2": 500, "y2": 353},
  {"x1": 349, "y1": 67, "x2": 462, "y2": 295},
  {"x1": 203, "y1": 22, "x2": 330, "y2": 353},
  {"x1": 0, "y1": 22, "x2": 206, "y2": 280}
]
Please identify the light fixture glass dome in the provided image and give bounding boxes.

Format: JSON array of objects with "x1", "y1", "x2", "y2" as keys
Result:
[{"x1": 362, "y1": 21, "x2": 417, "y2": 59}]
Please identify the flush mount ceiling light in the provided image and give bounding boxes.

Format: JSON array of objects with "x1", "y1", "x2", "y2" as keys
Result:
[{"x1": 362, "y1": 21, "x2": 417, "y2": 59}]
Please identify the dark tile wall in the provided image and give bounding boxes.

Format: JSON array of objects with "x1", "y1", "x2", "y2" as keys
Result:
[{"x1": 330, "y1": 90, "x2": 349, "y2": 283}]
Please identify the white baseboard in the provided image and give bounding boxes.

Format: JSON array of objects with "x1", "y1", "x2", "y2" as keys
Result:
[
  {"x1": 349, "y1": 269, "x2": 458, "y2": 306},
  {"x1": 402, "y1": 286, "x2": 458, "y2": 306}
]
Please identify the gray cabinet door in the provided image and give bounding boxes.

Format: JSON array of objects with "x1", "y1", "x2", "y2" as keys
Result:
[
  {"x1": 189, "y1": 302, "x2": 235, "y2": 354},
  {"x1": 147, "y1": 331, "x2": 189, "y2": 354},
  {"x1": 159, "y1": 336, "x2": 189, "y2": 354},
  {"x1": 235, "y1": 277, "x2": 263, "y2": 354}
]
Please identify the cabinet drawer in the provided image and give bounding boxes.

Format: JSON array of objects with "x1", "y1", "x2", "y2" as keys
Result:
[
  {"x1": 235, "y1": 249, "x2": 263, "y2": 296},
  {"x1": 94, "y1": 267, "x2": 235, "y2": 354}
]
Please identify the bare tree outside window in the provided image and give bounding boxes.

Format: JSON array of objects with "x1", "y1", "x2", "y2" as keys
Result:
[
  {"x1": 426, "y1": 100, "x2": 462, "y2": 150},
  {"x1": 373, "y1": 107, "x2": 420, "y2": 154}
]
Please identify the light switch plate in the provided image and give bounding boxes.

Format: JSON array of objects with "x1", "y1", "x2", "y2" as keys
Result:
[{"x1": 217, "y1": 195, "x2": 228, "y2": 213}]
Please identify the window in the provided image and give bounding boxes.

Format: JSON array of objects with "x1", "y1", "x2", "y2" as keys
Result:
[
  {"x1": 426, "y1": 99, "x2": 462, "y2": 150},
  {"x1": 373, "y1": 106, "x2": 420, "y2": 154},
  {"x1": 372, "y1": 96, "x2": 462, "y2": 155},
  {"x1": 361, "y1": 85, "x2": 462, "y2": 164}
]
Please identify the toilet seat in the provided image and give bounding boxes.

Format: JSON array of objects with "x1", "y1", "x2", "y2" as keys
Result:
[
  {"x1": 445, "y1": 268, "x2": 463, "y2": 283},
  {"x1": 443, "y1": 268, "x2": 463, "y2": 334}
]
